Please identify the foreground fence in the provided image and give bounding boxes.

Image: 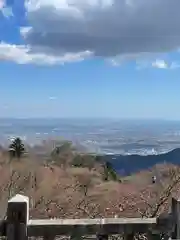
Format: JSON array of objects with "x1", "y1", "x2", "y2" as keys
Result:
[{"x1": 0, "y1": 194, "x2": 179, "y2": 240}]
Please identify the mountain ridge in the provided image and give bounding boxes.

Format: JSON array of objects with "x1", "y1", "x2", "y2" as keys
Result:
[{"x1": 105, "y1": 147, "x2": 180, "y2": 175}]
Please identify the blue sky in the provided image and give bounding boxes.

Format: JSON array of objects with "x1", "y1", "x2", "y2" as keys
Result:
[{"x1": 1, "y1": 0, "x2": 180, "y2": 119}]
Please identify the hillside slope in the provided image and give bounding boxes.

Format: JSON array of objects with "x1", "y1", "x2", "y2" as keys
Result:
[
  {"x1": 106, "y1": 148, "x2": 180, "y2": 175},
  {"x1": 0, "y1": 158, "x2": 179, "y2": 219}
]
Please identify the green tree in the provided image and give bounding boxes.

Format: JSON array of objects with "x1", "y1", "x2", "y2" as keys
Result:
[
  {"x1": 71, "y1": 154, "x2": 96, "y2": 169},
  {"x1": 71, "y1": 155, "x2": 83, "y2": 167},
  {"x1": 51, "y1": 142, "x2": 72, "y2": 157},
  {"x1": 51, "y1": 146, "x2": 61, "y2": 160},
  {"x1": 95, "y1": 155, "x2": 103, "y2": 163},
  {"x1": 50, "y1": 142, "x2": 73, "y2": 168},
  {"x1": 9, "y1": 137, "x2": 25, "y2": 160},
  {"x1": 102, "y1": 161, "x2": 121, "y2": 182},
  {"x1": 102, "y1": 162, "x2": 109, "y2": 181}
]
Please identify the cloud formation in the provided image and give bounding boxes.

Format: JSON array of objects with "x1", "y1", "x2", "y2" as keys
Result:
[
  {"x1": 0, "y1": 0, "x2": 13, "y2": 17},
  {"x1": 152, "y1": 60, "x2": 168, "y2": 69},
  {"x1": 0, "y1": 0, "x2": 4, "y2": 9},
  {"x1": 48, "y1": 96, "x2": 57, "y2": 100},
  {"x1": 136, "y1": 59, "x2": 180, "y2": 70},
  {"x1": 152, "y1": 60, "x2": 180, "y2": 69},
  {"x1": 0, "y1": 42, "x2": 92, "y2": 64},
  {"x1": 2, "y1": 0, "x2": 180, "y2": 65}
]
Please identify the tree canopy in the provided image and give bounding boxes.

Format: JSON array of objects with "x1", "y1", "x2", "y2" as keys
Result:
[{"x1": 9, "y1": 137, "x2": 25, "y2": 160}]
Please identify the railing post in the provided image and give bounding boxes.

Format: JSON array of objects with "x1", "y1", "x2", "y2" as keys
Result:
[
  {"x1": 7, "y1": 194, "x2": 29, "y2": 240},
  {"x1": 124, "y1": 233, "x2": 134, "y2": 240},
  {"x1": 96, "y1": 234, "x2": 108, "y2": 240},
  {"x1": 70, "y1": 233, "x2": 82, "y2": 240},
  {"x1": 96, "y1": 218, "x2": 108, "y2": 240},
  {"x1": 171, "y1": 197, "x2": 180, "y2": 240},
  {"x1": 148, "y1": 233, "x2": 161, "y2": 240}
]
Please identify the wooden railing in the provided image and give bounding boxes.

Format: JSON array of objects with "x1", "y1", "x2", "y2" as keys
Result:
[{"x1": 0, "y1": 194, "x2": 179, "y2": 240}]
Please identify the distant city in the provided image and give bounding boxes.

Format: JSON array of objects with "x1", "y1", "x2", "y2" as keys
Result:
[{"x1": 0, "y1": 118, "x2": 180, "y2": 155}]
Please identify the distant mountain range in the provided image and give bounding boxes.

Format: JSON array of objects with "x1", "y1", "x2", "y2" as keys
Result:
[{"x1": 105, "y1": 148, "x2": 180, "y2": 175}]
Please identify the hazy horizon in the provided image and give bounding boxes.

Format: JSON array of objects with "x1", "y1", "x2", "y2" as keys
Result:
[
  {"x1": 0, "y1": 117, "x2": 180, "y2": 121},
  {"x1": 0, "y1": 118, "x2": 180, "y2": 155}
]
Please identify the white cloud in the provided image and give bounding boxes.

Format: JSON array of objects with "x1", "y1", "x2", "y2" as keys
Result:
[
  {"x1": 151, "y1": 59, "x2": 180, "y2": 69},
  {"x1": 152, "y1": 60, "x2": 168, "y2": 69},
  {"x1": 0, "y1": 0, "x2": 13, "y2": 17},
  {"x1": 0, "y1": 42, "x2": 92, "y2": 65},
  {"x1": 136, "y1": 59, "x2": 180, "y2": 70},
  {"x1": 0, "y1": 0, "x2": 4, "y2": 9},
  {"x1": 48, "y1": 96, "x2": 57, "y2": 100},
  {"x1": 170, "y1": 62, "x2": 180, "y2": 69},
  {"x1": 108, "y1": 52, "x2": 161, "y2": 67},
  {"x1": 1, "y1": 7, "x2": 13, "y2": 17},
  {"x1": 2, "y1": 0, "x2": 180, "y2": 65}
]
